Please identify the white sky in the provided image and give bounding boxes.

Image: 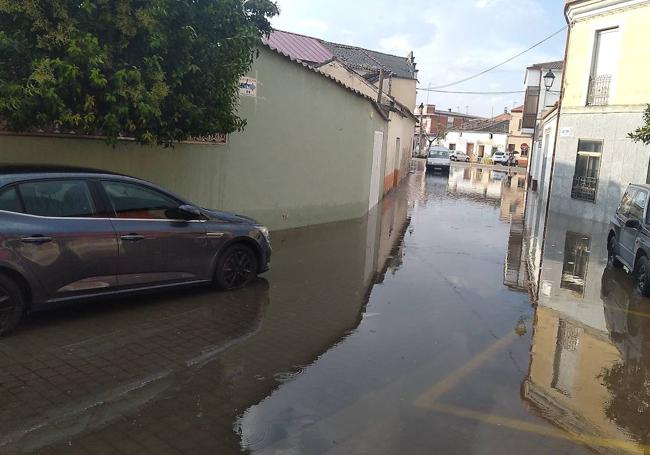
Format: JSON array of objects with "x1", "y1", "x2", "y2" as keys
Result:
[{"x1": 271, "y1": 0, "x2": 567, "y2": 117}]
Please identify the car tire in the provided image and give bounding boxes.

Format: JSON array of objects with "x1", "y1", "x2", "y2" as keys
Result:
[
  {"x1": 636, "y1": 255, "x2": 650, "y2": 297},
  {"x1": 214, "y1": 244, "x2": 258, "y2": 290},
  {"x1": 0, "y1": 273, "x2": 26, "y2": 336},
  {"x1": 607, "y1": 237, "x2": 623, "y2": 269}
]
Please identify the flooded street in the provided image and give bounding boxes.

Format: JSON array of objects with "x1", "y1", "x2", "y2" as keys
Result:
[{"x1": 1, "y1": 164, "x2": 649, "y2": 454}]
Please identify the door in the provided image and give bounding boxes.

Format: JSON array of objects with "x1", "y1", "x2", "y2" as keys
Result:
[
  {"x1": 617, "y1": 188, "x2": 638, "y2": 265},
  {"x1": 369, "y1": 131, "x2": 383, "y2": 210},
  {"x1": 478, "y1": 145, "x2": 484, "y2": 157},
  {"x1": 100, "y1": 180, "x2": 210, "y2": 288},
  {"x1": 9, "y1": 179, "x2": 118, "y2": 301},
  {"x1": 467, "y1": 143, "x2": 475, "y2": 155}
]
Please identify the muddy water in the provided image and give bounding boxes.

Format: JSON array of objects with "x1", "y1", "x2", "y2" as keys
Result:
[{"x1": 1, "y1": 165, "x2": 647, "y2": 454}]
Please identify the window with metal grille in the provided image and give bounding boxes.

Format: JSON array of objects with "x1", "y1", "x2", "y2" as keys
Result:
[{"x1": 571, "y1": 140, "x2": 602, "y2": 202}]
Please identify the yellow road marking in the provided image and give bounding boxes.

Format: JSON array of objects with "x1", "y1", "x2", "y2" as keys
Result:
[
  {"x1": 427, "y1": 403, "x2": 648, "y2": 454},
  {"x1": 414, "y1": 331, "x2": 518, "y2": 407},
  {"x1": 413, "y1": 329, "x2": 647, "y2": 453}
]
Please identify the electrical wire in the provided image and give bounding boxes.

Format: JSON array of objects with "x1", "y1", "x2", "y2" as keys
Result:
[{"x1": 429, "y1": 26, "x2": 567, "y2": 89}]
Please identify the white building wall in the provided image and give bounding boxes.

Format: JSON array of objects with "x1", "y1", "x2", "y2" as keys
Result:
[{"x1": 444, "y1": 131, "x2": 508, "y2": 157}]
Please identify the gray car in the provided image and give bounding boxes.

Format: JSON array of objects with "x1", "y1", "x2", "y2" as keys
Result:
[{"x1": 0, "y1": 165, "x2": 271, "y2": 335}]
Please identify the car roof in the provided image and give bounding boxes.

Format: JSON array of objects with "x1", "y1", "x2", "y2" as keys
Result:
[
  {"x1": 0, "y1": 164, "x2": 141, "y2": 189},
  {"x1": 0, "y1": 164, "x2": 124, "y2": 176},
  {"x1": 0, "y1": 164, "x2": 191, "y2": 203}
]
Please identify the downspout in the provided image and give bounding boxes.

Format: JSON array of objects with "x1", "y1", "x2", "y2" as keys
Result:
[{"x1": 533, "y1": 11, "x2": 572, "y2": 301}]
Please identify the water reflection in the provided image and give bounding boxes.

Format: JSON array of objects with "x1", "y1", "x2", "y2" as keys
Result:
[
  {"x1": 0, "y1": 178, "x2": 411, "y2": 454},
  {"x1": 524, "y1": 211, "x2": 650, "y2": 452}
]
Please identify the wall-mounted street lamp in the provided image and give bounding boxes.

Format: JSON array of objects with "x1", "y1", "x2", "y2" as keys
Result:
[{"x1": 543, "y1": 70, "x2": 556, "y2": 91}]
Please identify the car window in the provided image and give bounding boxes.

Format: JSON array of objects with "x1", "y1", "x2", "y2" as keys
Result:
[
  {"x1": 102, "y1": 181, "x2": 181, "y2": 220},
  {"x1": 619, "y1": 187, "x2": 637, "y2": 217},
  {"x1": 0, "y1": 186, "x2": 23, "y2": 213},
  {"x1": 19, "y1": 180, "x2": 96, "y2": 217},
  {"x1": 429, "y1": 150, "x2": 449, "y2": 158},
  {"x1": 630, "y1": 190, "x2": 647, "y2": 221}
]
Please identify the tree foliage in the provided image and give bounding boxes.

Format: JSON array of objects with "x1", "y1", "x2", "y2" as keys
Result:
[
  {"x1": 0, "y1": 0, "x2": 279, "y2": 145},
  {"x1": 629, "y1": 104, "x2": 650, "y2": 145}
]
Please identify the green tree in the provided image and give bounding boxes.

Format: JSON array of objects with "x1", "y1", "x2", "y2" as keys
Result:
[
  {"x1": 629, "y1": 104, "x2": 650, "y2": 145},
  {"x1": 0, "y1": 0, "x2": 278, "y2": 145}
]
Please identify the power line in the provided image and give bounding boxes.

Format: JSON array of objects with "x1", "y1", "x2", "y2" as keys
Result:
[
  {"x1": 417, "y1": 88, "x2": 525, "y2": 95},
  {"x1": 429, "y1": 26, "x2": 567, "y2": 90}
]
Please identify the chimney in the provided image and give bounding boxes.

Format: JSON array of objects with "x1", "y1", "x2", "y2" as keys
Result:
[{"x1": 448, "y1": 108, "x2": 452, "y2": 112}]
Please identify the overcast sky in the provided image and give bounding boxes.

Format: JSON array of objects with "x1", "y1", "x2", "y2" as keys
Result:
[{"x1": 271, "y1": 0, "x2": 567, "y2": 117}]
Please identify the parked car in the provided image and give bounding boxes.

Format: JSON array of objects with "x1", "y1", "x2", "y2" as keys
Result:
[
  {"x1": 0, "y1": 165, "x2": 272, "y2": 335},
  {"x1": 492, "y1": 151, "x2": 519, "y2": 166},
  {"x1": 608, "y1": 184, "x2": 650, "y2": 295},
  {"x1": 450, "y1": 150, "x2": 470, "y2": 162},
  {"x1": 426, "y1": 146, "x2": 451, "y2": 172}
]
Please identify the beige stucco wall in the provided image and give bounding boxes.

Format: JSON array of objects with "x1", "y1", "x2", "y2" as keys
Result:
[
  {"x1": 389, "y1": 78, "x2": 417, "y2": 111},
  {"x1": 384, "y1": 111, "x2": 415, "y2": 193},
  {"x1": 0, "y1": 47, "x2": 389, "y2": 231},
  {"x1": 563, "y1": 2, "x2": 650, "y2": 110},
  {"x1": 317, "y1": 60, "x2": 415, "y2": 193}
]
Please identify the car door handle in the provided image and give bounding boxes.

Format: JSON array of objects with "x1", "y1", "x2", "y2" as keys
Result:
[
  {"x1": 120, "y1": 234, "x2": 145, "y2": 242},
  {"x1": 21, "y1": 235, "x2": 53, "y2": 244}
]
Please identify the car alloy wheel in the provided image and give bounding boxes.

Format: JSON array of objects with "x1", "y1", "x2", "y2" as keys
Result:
[{"x1": 216, "y1": 244, "x2": 258, "y2": 290}]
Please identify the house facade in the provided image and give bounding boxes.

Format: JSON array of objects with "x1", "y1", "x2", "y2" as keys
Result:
[
  {"x1": 506, "y1": 105, "x2": 532, "y2": 155},
  {"x1": 264, "y1": 30, "x2": 418, "y2": 196},
  {"x1": 443, "y1": 115, "x2": 510, "y2": 158},
  {"x1": 547, "y1": 0, "x2": 650, "y2": 222},
  {"x1": 522, "y1": 61, "x2": 563, "y2": 187},
  {"x1": 414, "y1": 104, "x2": 483, "y2": 137}
]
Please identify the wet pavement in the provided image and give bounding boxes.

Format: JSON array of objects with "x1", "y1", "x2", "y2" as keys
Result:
[{"x1": 1, "y1": 164, "x2": 649, "y2": 454}]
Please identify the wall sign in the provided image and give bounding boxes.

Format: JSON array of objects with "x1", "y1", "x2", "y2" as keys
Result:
[
  {"x1": 560, "y1": 127, "x2": 572, "y2": 137},
  {"x1": 239, "y1": 77, "x2": 257, "y2": 97}
]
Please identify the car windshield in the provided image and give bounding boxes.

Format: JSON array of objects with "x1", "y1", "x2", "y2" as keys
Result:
[{"x1": 429, "y1": 150, "x2": 449, "y2": 158}]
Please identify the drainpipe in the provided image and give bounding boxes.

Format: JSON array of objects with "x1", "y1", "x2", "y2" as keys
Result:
[{"x1": 533, "y1": 17, "x2": 572, "y2": 301}]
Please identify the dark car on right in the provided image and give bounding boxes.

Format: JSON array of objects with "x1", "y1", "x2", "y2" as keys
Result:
[{"x1": 608, "y1": 183, "x2": 650, "y2": 295}]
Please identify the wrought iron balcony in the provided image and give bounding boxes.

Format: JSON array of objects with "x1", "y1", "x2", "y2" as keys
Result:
[
  {"x1": 571, "y1": 176, "x2": 598, "y2": 202},
  {"x1": 586, "y1": 74, "x2": 611, "y2": 106}
]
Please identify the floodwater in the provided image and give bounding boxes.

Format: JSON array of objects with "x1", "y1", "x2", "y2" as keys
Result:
[{"x1": 1, "y1": 164, "x2": 649, "y2": 454}]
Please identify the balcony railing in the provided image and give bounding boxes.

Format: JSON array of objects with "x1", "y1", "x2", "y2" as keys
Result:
[
  {"x1": 587, "y1": 74, "x2": 611, "y2": 106},
  {"x1": 571, "y1": 176, "x2": 598, "y2": 202}
]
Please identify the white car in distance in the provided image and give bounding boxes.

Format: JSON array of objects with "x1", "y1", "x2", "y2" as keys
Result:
[{"x1": 427, "y1": 146, "x2": 451, "y2": 172}]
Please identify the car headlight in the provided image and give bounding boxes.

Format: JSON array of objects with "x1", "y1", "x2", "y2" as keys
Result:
[{"x1": 256, "y1": 225, "x2": 270, "y2": 242}]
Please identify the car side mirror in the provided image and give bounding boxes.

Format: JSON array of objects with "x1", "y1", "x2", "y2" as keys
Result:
[
  {"x1": 176, "y1": 204, "x2": 203, "y2": 220},
  {"x1": 625, "y1": 219, "x2": 641, "y2": 229}
]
